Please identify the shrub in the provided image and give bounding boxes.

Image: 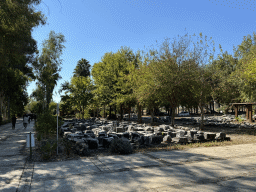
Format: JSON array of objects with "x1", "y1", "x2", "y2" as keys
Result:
[
  {"x1": 37, "y1": 133, "x2": 42, "y2": 142},
  {"x1": 235, "y1": 116, "x2": 244, "y2": 123},
  {"x1": 35, "y1": 109, "x2": 63, "y2": 138},
  {"x1": 109, "y1": 138, "x2": 133, "y2": 155},
  {"x1": 41, "y1": 141, "x2": 57, "y2": 160}
]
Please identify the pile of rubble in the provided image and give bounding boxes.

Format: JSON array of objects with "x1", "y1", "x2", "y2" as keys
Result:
[{"x1": 60, "y1": 117, "x2": 232, "y2": 155}]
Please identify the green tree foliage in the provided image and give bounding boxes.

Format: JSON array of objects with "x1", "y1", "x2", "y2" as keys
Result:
[
  {"x1": 92, "y1": 46, "x2": 140, "y2": 119},
  {"x1": 129, "y1": 49, "x2": 161, "y2": 124},
  {"x1": 0, "y1": 0, "x2": 45, "y2": 119},
  {"x1": 70, "y1": 76, "x2": 94, "y2": 118},
  {"x1": 59, "y1": 58, "x2": 93, "y2": 118},
  {"x1": 59, "y1": 76, "x2": 94, "y2": 119},
  {"x1": 59, "y1": 95, "x2": 72, "y2": 117},
  {"x1": 232, "y1": 32, "x2": 256, "y2": 102},
  {"x1": 131, "y1": 32, "x2": 215, "y2": 127},
  {"x1": 24, "y1": 98, "x2": 38, "y2": 114},
  {"x1": 209, "y1": 50, "x2": 240, "y2": 109},
  {"x1": 73, "y1": 58, "x2": 91, "y2": 78},
  {"x1": 35, "y1": 109, "x2": 63, "y2": 138},
  {"x1": 32, "y1": 31, "x2": 66, "y2": 111}
]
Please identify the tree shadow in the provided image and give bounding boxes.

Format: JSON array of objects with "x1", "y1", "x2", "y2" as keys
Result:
[{"x1": 28, "y1": 148, "x2": 256, "y2": 191}]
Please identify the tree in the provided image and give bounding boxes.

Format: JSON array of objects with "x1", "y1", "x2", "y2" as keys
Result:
[
  {"x1": 187, "y1": 32, "x2": 216, "y2": 129},
  {"x1": 59, "y1": 95, "x2": 73, "y2": 117},
  {"x1": 0, "y1": 0, "x2": 45, "y2": 120},
  {"x1": 32, "y1": 31, "x2": 66, "y2": 111},
  {"x1": 73, "y1": 58, "x2": 91, "y2": 78},
  {"x1": 129, "y1": 49, "x2": 162, "y2": 124},
  {"x1": 92, "y1": 47, "x2": 140, "y2": 120},
  {"x1": 60, "y1": 58, "x2": 94, "y2": 118},
  {"x1": 131, "y1": 32, "x2": 215, "y2": 127},
  {"x1": 70, "y1": 76, "x2": 94, "y2": 118},
  {"x1": 59, "y1": 77, "x2": 94, "y2": 119},
  {"x1": 208, "y1": 50, "x2": 240, "y2": 112},
  {"x1": 232, "y1": 32, "x2": 256, "y2": 102}
]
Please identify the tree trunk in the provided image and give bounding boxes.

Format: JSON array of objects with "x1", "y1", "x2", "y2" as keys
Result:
[
  {"x1": 213, "y1": 101, "x2": 215, "y2": 115},
  {"x1": 109, "y1": 105, "x2": 111, "y2": 119},
  {"x1": 7, "y1": 96, "x2": 10, "y2": 120},
  {"x1": 104, "y1": 105, "x2": 105, "y2": 118},
  {"x1": 0, "y1": 101, "x2": 2, "y2": 122},
  {"x1": 129, "y1": 107, "x2": 131, "y2": 121},
  {"x1": 137, "y1": 103, "x2": 142, "y2": 123},
  {"x1": 199, "y1": 104, "x2": 204, "y2": 130},
  {"x1": 150, "y1": 108, "x2": 154, "y2": 125},
  {"x1": 114, "y1": 105, "x2": 116, "y2": 118},
  {"x1": 93, "y1": 108, "x2": 95, "y2": 117},
  {"x1": 120, "y1": 105, "x2": 123, "y2": 120},
  {"x1": 171, "y1": 106, "x2": 175, "y2": 127}
]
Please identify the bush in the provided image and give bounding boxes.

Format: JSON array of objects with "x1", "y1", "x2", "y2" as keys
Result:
[
  {"x1": 41, "y1": 141, "x2": 57, "y2": 160},
  {"x1": 0, "y1": 119, "x2": 11, "y2": 125},
  {"x1": 109, "y1": 138, "x2": 133, "y2": 155},
  {"x1": 235, "y1": 116, "x2": 244, "y2": 123},
  {"x1": 35, "y1": 109, "x2": 63, "y2": 137}
]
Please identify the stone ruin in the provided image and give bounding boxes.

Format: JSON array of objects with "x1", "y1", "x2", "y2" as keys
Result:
[{"x1": 57, "y1": 114, "x2": 252, "y2": 156}]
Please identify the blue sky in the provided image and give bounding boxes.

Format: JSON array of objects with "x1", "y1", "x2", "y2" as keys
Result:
[{"x1": 29, "y1": 0, "x2": 256, "y2": 103}]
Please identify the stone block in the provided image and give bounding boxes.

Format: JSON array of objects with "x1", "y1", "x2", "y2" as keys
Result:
[
  {"x1": 116, "y1": 127, "x2": 124, "y2": 133},
  {"x1": 215, "y1": 132, "x2": 226, "y2": 140},
  {"x1": 87, "y1": 138, "x2": 98, "y2": 149},
  {"x1": 176, "y1": 130, "x2": 186, "y2": 138},
  {"x1": 143, "y1": 135, "x2": 152, "y2": 145},
  {"x1": 151, "y1": 135, "x2": 163, "y2": 145},
  {"x1": 158, "y1": 127, "x2": 164, "y2": 132},
  {"x1": 172, "y1": 137, "x2": 188, "y2": 143},
  {"x1": 123, "y1": 132, "x2": 130, "y2": 140},
  {"x1": 71, "y1": 128, "x2": 77, "y2": 133},
  {"x1": 224, "y1": 137, "x2": 231, "y2": 141},
  {"x1": 194, "y1": 134, "x2": 205, "y2": 141},
  {"x1": 103, "y1": 137, "x2": 114, "y2": 148},
  {"x1": 116, "y1": 133, "x2": 124, "y2": 138},
  {"x1": 204, "y1": 132, "x2": 216, "y2": 140},
  {"x1": 186, "y1": 130, "x2": 197, "y2": 138},
  {"x1": 156, "y1": 131, "x2": 163, "y2": 136},
  {"x1": 163, "y1": 135, "x2": 172, "y2": 143},
  {"x1": 168, "y1": 131, "x2": 177, "y2": 138},
  {"x1": 108, "y1": 133, "x2": 118, "y2": 139}
]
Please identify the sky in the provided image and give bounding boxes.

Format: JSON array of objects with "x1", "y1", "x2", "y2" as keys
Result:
[{"x1": 29, "y1": 0, "x2": 256, "y2": 103}]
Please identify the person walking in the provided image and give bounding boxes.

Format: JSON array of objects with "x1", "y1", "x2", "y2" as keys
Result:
[
  {"x1": 11, "y1": 115, "x2": 17, "y2": 130},
  {"x1": 23, "y1": 114, "x2": 29, "y2": 129}
]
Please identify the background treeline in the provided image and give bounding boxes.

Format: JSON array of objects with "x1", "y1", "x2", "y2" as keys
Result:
[
  {"x1": 58, "y1": 32, "x2": 256, "y2": 129},
  {"x1": 2, "y1": 1, "x2": 256, "y2": 129}
]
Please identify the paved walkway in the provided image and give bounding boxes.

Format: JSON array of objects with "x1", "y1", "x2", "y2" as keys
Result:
[
  {"x1": 0, "y1": 118, "x2": 35, "y2": 192},
  {"x1": 0, "y1": 120, "x2": 256, "y2": 192}
]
